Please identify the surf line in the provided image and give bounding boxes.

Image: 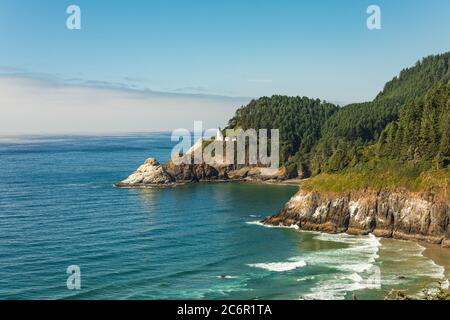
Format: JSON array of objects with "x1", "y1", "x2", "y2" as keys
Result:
[{"x1": 177, "y1": 304, "x2": 211, "y2": 318}]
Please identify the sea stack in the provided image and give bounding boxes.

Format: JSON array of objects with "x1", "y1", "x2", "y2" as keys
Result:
[{"x1": 115, "y1": 158, "x2": 175, "y2": 187}]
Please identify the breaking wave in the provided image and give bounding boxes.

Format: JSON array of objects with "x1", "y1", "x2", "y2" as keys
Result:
[
  {"x1": 245, "y1": 220, "x2": 299, "y2": 230},
  {"x1": 246, "y1": 217, "x2": 446, "y2": 299},
  {"x1": 247, "y1": 257, "x2": 307, "y2": 272},
  {"x1": 301, "y1": 233, "x2": 382, "y2": 300}
]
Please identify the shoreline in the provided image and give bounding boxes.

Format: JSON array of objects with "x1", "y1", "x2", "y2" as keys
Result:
[
  {"x1": 421, "y1": 242, "x2": 450, "y2": 278},
  {"x1": 251, "y1": 221, "x2": 449, "y2": 296},
  {"x1": 262, "y1": 188, "x2": 450, "y2": 249},
  {"x1": 115, "y1": 176, "x2": 306, "y2": 188}
]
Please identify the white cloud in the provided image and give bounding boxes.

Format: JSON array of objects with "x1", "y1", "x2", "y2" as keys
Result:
[{"x1": 0, "y1": 75, "x2": 249, "y2": 134}]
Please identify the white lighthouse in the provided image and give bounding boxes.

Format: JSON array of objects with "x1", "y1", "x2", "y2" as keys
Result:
[{"x1": 216, "y1": 127, "x2": 224, "y2": 141}]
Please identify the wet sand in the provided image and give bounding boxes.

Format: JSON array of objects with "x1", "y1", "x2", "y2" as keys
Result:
[{"x1": 421, "y1": 243, "x2": 450, "y2": 278}]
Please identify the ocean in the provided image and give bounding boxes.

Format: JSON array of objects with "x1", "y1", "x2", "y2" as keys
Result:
[{"x1": 0, "y1": 133, "x2": 446, "y2": 300}]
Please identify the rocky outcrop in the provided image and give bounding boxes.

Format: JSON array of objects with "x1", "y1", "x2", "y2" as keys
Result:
[
  {"x1": 116, "y1": 157, "x2": 294, "y2": 187},
  {"x1": 164, "y1": 161, "x2": 230, "y2": 182},
  {"x1": 263, "y1": 189, "x2": 450, "y2": 248},
  {"x1": 115, "y1": 158, "x2": 176, "y2": 187}
]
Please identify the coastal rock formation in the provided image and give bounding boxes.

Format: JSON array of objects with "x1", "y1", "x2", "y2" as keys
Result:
[
  {"x1": 115, "y1": 158, "x2": 175, "y2": 187},
  {"x1": 164, "y1": 161, "x2": 230, "y2": 182},
  {"x1": 116, "y1": 156, "x2": 294, "y2": 187},
  {"x1": 263, "y1": 189, "x2": 450, "y2": 247}
]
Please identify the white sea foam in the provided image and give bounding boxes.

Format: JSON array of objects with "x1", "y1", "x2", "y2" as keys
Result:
[
  {"x1": 248, "y1": 220, "x2": 446, "y2": 299},
  {"x1": 346, "y1": 273, "x2": 364, "y2": 283},
  {"x1": 245, "y1": 221, "x2": 264, "y2": 227},
  {"x1": 378, "y1": 240, "x2": 445, "y2": 283},
  {"x1": 245, "y1": 220, "x2": 299, "y2": 230},
  {"x1": 300, "y1": 233, "x2": 382, "y2": 300},
  {"x1": 247, "y1": 257, "x2": 307, "y2": 272},
  {"x1": 302, "y1": 270, "x2": 381, "y2": 300},
  {"x1": 247, "y1": 224, "x2": 384, "y2": 298}
]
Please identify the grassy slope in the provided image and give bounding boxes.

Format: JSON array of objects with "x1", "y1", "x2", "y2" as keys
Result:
[
  {"x1": 302, "y1": 165, "x2": 449, "y2": 199},
  {"x1": 302, "y1": 54, "x2": 450, "y2": 197}
]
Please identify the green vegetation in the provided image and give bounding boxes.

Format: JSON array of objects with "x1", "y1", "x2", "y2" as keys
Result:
[
  {"x1": 376, "y1": 53, "x2": 450, "y2": 102},
  {"x1": 310, "y1": 98, "x2": 403, "y2": 174},
  {"x1": 311, "y1": 52, "x2": 450, "y2": 175},
  {"x1": 377, "y1": 81, "x2": 450, "y2": 169},
  {"x1": 382, "y1": 279, "x2": 450, "y2": 300},
  {"x1": 302, "y1": 165, "x2": 449, "y2": 198},
  {"x1": 227, "y1": 52, "x2": 450, "y2": 193},
  {"x1": 227, "y1": 95, "x2": 337, "y2": 167}
]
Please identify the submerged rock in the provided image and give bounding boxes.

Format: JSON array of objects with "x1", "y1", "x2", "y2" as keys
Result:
[
  {"x1": 263, "y1": 189, "x2": 450, "y2": 248},
  {"x1": 115, "y1": 158, "x2": 175, "y2": 187}
]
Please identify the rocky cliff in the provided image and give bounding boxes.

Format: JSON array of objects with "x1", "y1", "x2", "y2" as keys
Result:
[
  {"x1": 116, "y1": 159, "x2": 450, "y2": 249},
  {"x1": 263, "y1": 189, "x2": 450, "y2": 248},
  {"x1": 115, "y1": 157, "x2": 292, "y2": 187},
  {"x1": 114, "y1": 158, "x2": 176, "y2": 187}
]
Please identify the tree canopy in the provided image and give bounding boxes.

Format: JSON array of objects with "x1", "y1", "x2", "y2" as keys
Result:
[{"x1": 227, "y1": 52, "x2": 450, "y2": 178}]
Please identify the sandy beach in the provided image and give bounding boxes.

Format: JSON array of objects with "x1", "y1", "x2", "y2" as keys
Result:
[{"x1": 422, "y1": 243, "x2": 450, "y2": 278}]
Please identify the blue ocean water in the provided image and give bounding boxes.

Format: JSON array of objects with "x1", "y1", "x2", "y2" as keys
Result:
[{"x1": 0, "y1": 133, "x2": 445, "y2": 300}]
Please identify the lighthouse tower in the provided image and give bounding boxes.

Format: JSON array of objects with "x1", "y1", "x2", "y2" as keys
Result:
[{"x1": 216, "y1": 127, "x2": 224, "y2": 141}]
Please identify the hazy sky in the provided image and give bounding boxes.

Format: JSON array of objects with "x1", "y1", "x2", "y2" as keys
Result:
[
  {"x1": 0, "y1": 75, "x2": 247, "y2": 134},
  {"x1": 1, "y1": 0, "x2": 450, "y2": 134}
]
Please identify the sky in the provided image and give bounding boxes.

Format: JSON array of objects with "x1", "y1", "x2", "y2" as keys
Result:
[{"x1": 1, "y1": 0, "x2": 450, "y2": 134}]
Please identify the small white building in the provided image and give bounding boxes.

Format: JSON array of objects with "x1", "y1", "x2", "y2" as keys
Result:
[
  {"x1": 216, "y1": 127, "x2": 237, "y2": 142},
  {"x1": 216, "y1": 128, "x2": 224, "y2": 141}
]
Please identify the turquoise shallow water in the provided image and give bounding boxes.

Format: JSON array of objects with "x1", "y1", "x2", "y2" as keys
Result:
[{"x1": 0, "y1": 133, "x2": 446, "y2": 300}]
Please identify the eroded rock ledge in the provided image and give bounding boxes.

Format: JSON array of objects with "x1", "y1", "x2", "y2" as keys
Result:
[
  {"x1": 263, "y1": 189, "x2": 450, "y2": 248},
  {"x1": 115, "y1": 157, "x2": 293, "y2": 188}
]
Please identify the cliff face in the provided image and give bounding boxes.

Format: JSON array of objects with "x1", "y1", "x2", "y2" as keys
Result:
[{"x1": 263, "y1": 189, "x2": 450, "y2": 248}]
